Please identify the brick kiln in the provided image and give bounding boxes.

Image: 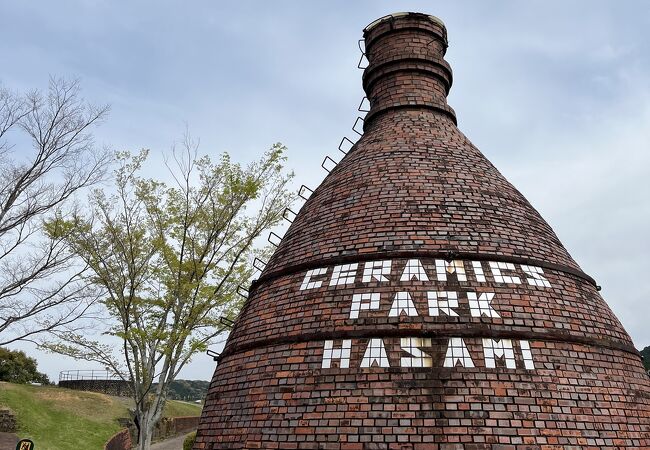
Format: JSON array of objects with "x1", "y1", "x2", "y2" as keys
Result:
[{"x1": 195, "y1": 12, "x2": 650, "y2": 449}]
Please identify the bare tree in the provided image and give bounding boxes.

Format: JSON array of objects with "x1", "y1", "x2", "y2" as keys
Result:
[{"x1": 0, "y1": 78, "x2": 110, "y2": 346}]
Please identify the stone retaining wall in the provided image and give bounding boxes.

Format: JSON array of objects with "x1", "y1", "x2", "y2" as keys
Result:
[
  {"x1": 0, "y1": 408, "x2": 16, "y2": 433},
  {"x1": 59, "y1": 379, "x2": 131, "y2": 397}
]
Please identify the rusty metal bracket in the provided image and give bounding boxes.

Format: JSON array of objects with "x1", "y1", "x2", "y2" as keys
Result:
[
  {"x1": 338, "y1": 137, "x2": 355, "y2": 155},
  {"x1": 268, "y1": 232, "x2": 282, "y2": 247},
  {"x1": 358, "y1": 96, "x2": 370, "y2": 113},
  {"x1": 236, "y1": 285, "x2": 249, "y2": 299},
  {"x1": 283, "y1": 207, "x2": 297, "y2": 223},
  {"x1": 206, "y1": 349, "x2": 220, "y2": 361},
  {"x1": 357, "y1": 39, "x2": 368, "y2": 69},
  {"x1": 321, "y1": 156, "x2": 338, "y2": 173},
  {"x1": 219, "y1": 316, "x2": 234, "y2": 328},
  {"x1": 298, "y1": 185, "x2": 313, "y2": 200},
  {"x1": 253, "y1": 257, "x2": 267, "y2": 273},
  {"x1": 352, "y1": 117, "x2": 365, "y2": 136}
]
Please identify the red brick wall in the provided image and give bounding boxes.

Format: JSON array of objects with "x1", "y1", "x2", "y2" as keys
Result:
[
  {"x1": 199, "y1": 341, "x2": 648, "y2": 448},
  {"x1": 226, "y1": 260, "x2": 632, "y2": 356},
  {"x1": 172, "y1": 416, "x2": 200, "y2": 434},
  {"x1": 104, "y1": 428, "x2": 131, "y2": 450},
  {"x1": 195, "y1": 12, "x2": 650, "y2": 449},
  {"x1": 154, "y1": 416, "x2": 200, "y2": 440}
]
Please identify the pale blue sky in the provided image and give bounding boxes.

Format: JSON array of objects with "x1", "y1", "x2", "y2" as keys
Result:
[{"x1": 2, "y1": 1, "x2": 649, "y2": 381}]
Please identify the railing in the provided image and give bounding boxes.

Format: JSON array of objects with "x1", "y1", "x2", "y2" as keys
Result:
[{"x1": 59, "y1": 369, "x2": 125, "y2": 382}]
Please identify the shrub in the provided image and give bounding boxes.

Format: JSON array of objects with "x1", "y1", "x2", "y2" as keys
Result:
[{"x1": 183, "y1": 431, "x2": 197, "y2": 450}]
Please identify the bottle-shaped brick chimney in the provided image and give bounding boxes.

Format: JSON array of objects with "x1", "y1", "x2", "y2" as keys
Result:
[{"x1": 195, "y1": 12, "x2": 650, "y2": 449}]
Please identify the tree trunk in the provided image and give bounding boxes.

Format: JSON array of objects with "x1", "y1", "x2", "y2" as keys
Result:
[{"x1": 137, "y1": 411, "x2": 156, "y2": 450}]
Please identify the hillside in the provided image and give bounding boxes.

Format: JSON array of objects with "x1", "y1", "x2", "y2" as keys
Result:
[
  {"x1": 641, "y1": 346, "x2": 650, "y2": 372},
  {"x1": 167, "y1": 379, "x2": 210, "y2": 401},
  {"x1": 0, "y1": 382, "x2": 202, "y2": 450}
]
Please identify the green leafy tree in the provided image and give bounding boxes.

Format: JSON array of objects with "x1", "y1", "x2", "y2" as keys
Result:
[
  {"x1": 45, "y1": 141, "x2": 294, "y2": 450},
  {"x1": 0, "y1": 347, "x2": 50, "y2": 384}
]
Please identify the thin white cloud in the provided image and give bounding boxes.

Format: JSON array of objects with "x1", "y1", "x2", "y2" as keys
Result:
[{"x1": 1, "y1": 0, "x2": 648, "y2": 380}]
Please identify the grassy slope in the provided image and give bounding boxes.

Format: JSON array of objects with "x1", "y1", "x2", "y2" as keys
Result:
[
  {"x1": 0, "y1": 382, "x2": 126, "y2": 450},
  {"x1": 0, "y1": 382, "x2": 202, "y2": 450},
  {"x1": 163, "y1": 399, "x2": 203, "y2": 417}
]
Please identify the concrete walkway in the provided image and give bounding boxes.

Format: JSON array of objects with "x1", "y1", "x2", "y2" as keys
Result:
[
  {"x1": 151, "y1": 433, "x2": 189, "y2": 450},
  {"x1": 0, "y1": 432, "x2": 18, "y2": 450}
]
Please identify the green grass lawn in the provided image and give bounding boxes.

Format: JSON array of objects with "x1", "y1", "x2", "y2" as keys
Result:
[{"x1": 0, "y1": 382, "x2": 203, "y2": 450}]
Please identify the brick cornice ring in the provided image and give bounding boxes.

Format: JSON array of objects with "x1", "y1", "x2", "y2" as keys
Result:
[
  {"x1": 364, "y1": 25, "x2": 448, "y2": 55},
  {"x1": 362, "y1": 58, "x2": 454, "y2": 94},
  {"x1": 363, "y1": 103, "x2": 458, "y2": 127}
]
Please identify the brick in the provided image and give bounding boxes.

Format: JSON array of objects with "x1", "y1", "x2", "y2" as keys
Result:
[{"x1": 194, "y1": 12, "x2": 650, "y2": 450}]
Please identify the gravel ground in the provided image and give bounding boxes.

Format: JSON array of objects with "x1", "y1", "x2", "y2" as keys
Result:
[{"x1": 151, "y1": 433, "x2": 189, "y2": 450}]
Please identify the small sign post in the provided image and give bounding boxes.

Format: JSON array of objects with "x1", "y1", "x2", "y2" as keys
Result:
[{"x1": 16, "y1": 439, "x2": 35, "y2": 450}]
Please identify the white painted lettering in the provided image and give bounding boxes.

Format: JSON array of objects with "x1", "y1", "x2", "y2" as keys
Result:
[
  {"x1": 519, "y1": 340, "x2": 535, "y2": 369},
  {"x1": 443, "y1": 337, "x2": 475, "y2": 368},
  {"x1": 319, "y1": 338, "x2": 536, "y2": 371},
  {"x1": 388, "y1": 292, "x2": 419, "y2": 317},
  {"x1": 471, "y1": 261, "x2": 486, "y2": 282},
  {"x1": 520, "y1": 265, "x2": 551, "y2": 288},
  {"x1": 360, "y1": 338, "x2": 390, "y2": 368},
  {"x1": 322, "y1": 340, "x2": 351, "y2": 368},
  {"x1": 435, "y1": 260, "x2": 467, "y2": 282},
  {"x1": 427, "y1": 291, "x2": 459, "y2": 317},
  {"x1": 468, "y1": 292, "x2": 501, "y2": 318},
  {"x1": 300, "y1": 268, "x2": 328, "y2": 290},
  {"x1": 400, "y1": 337, "x2": 432, "y2": 367},
  {"x1": 489, "y1": 262, "x2": 521, "y2": 284},
  {"x1": 329, "y1": 263, "x2": 359, "y2": 287},
  {"x1": 400, "y1": 259, "x2": 429, "y2": 282},
  {"x1": 349, "y1": 292, "x2": 380, "y2": 319},
  {"x1": 362, "y1": 260, "x2": 392, "y2": 282},
  {"x1": 482, "y1": 338, "x2": 516, "y2": 368}
]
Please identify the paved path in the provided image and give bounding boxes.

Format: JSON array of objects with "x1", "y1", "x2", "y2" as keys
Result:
[
  {"x1": 0, "y1": 432, "x2": 18, "y2": 450},
  {"x1": 151, "y1": 433, "x2": 189, "y2": 450}
]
